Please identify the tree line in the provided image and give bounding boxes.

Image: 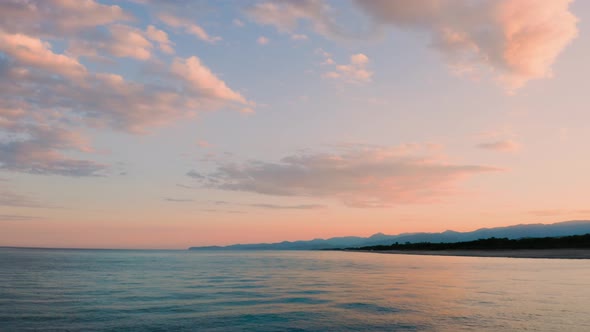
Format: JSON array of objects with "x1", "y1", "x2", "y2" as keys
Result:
[{"x1": 347, "y1": 233, "x2": 590, "y2": 251}]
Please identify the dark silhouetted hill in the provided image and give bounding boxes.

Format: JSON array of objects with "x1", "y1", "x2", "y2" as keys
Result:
[{"x1": 188, "y1": 220, "x2": 590, "y2": 250}]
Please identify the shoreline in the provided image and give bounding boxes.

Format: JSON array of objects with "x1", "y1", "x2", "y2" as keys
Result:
[{"x1": 347, "y1": 249, "x2": 590, "y2": 259}]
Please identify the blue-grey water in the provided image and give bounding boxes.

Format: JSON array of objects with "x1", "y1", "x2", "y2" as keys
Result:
[{"x1": 1, "y1": 248, "x2": 589, "y2": 331}]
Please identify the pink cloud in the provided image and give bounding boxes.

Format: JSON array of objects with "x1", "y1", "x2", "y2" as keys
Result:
[
  {"x1": 0, "y1": 214, "x2": 41, "y2": 222},
  {"x1": 0, "y1": 0, "x2": 131, "y2": 37},
  {"x1": 107, "y1": 24, "x2": 153, "y2": 59},
  {"x1": 0, "y1": 189, "x2": 45, "y2": 208},
  {"x1": 247, "y1": 0, "x2": 341, "y2": 38},
  {"x1": 197, "y1": 140, "x2": 211, "y2": 148},
  {"x1": 323, "y1": 53, "x2": 373, "y2": 84},
  {"x1": 496, "y1": 0, "x2": 578, "y2": 89},
  {"x1": 257, "y1": 36, "x2": 270, "y2": 45},
  {"x1": 188, "y1": 144, "x2": 500, "y2": 207},
  {"x1": 146, "y1": 25, "x2": 175, "y2": 54},
  {"x1": 0, "y1": 123, "x2": 107, "y2": 176},
  {"x1": 354, "y1": 0, "x2": 578, "y2": 91},
  {"x1": 170, "y1": 56, "x2": 249, "y2": 105},
  {"x1": 476, "y1": 140, "x2": 521, "y2": 152},
  {"x1": 316, "y1": 48, "x2": 335, "y2": 65},
  {"x1": 0, "y1": 2, "x2": 252, "y2": 175},
  {"x1": 1, "y1": 45, "x2": 249, "y2": 134},
  {"x1": 159, "y1": 13, "x2": 221, "y2": 43},
  {"x1": 240, "y1": 107, "x2": 256, "y2": 114},
  {"x1": 0, "y1": 31, "x2": 86, "y2": 78},
  {"x1": 67, "y1": 24, "x2": 155, "y2": 60}
]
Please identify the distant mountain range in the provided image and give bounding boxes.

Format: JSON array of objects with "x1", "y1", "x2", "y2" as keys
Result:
[{"x1": 188, "y1": 220, "x2": 590, "y2": 251}]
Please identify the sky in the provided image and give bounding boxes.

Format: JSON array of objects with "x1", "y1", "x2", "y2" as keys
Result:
[{"x1": 1, "y1": 0, "x2": 589, "y2": 249}]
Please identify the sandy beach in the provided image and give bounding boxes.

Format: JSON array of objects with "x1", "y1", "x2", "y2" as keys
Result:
[{"x1": 351, "y1": 249, "x2": 590, "y2": 259}]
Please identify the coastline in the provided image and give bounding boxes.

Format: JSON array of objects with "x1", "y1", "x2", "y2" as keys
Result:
[{"x1": 347, "y1": 249, "x2": 590, "y2": 259}]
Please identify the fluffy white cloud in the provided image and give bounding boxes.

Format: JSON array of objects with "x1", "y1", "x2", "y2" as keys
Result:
[{"x1": 188, "y1": 144, "x2": 500, "y2": 207}]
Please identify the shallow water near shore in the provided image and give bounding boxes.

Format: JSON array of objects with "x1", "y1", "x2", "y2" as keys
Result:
[{"x1": 1, "y1": 248, "x2": 589, "y2": 331}]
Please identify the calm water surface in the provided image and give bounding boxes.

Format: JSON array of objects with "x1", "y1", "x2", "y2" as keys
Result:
[{"x1": 1, "y1": 248, "x2": 589, "y2": 331}]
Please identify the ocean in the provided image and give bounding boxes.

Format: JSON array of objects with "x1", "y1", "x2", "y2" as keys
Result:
[{"x1": 1, "y1": 248, "x2": 589, "y2": 331}]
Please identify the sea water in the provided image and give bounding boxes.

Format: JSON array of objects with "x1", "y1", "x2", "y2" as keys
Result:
[{"x1": 1, "y1": 248, "x2": 589, "y2": 331}]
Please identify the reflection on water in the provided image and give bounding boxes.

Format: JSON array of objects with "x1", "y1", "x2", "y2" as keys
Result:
[{"x1": 1, "y1": 248, "x2": 589, "y2": 331}]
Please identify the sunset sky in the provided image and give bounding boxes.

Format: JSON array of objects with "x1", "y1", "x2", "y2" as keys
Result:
[{"x1": 1, "y1": 0, "x2": 589, "y2": 249}]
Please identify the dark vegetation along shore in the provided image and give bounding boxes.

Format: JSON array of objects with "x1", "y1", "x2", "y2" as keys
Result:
[
  {"x1": 348, "y1": 233, "x2": 590, "y2": 251},
  {"x1": 341, "y1": 234, "x2": 590, "y2": 259}
]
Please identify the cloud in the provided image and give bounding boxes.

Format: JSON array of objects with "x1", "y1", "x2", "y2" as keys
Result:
[
  {"x1": 146, "y1": 25, "x2": 175, "y2": 54},
  {"x1": 0, "y1": 214, "x2": 41, "y2": 222},
  {"x1": 240, "y1": 107, "x2": 256, "y2": 114},
  {"x1": 159, "y1": 13, "x2": 221, "y2": 43},
  {"x1": 0, "y1": 1, "x2": 252, "y2": 176},
  {"x1": 316, "y1": 48, "x2": 335, "y2": 65},
  {"x1": 291, "y1": 34, "x2": 308, "y2": 41},
  {"x1": 202, "y1": 209, "x2": 246, "y2": 214},
  {"x1": 354, "y1": 0, "x2": 578, "y2": 91},
  {"x1": 0, "y1": 124, "x2": 107, "y2": 176},
  {"x1": 186, "y1": 170, "x2": 205, "y2": 179},
  {"x1": 170, "y1": 56, "x2": 249, "y2": 104},
  {"x1": 0, "y1": 0, "x2": 132, "y2": 38},
  {"x1": 68, "y1": 24, "x2": 154, "y2": 60},
  {"x1": 323, "y1": 53, "x2": 373, "y2": 84},
  {"x1": 476, "y1": 139, "x2": 521, "y2": 152},
  {"x1": 173, "y1": 196, "x2": 326, "y2": 210},
  {"x1": 0, "y1": 190, "x2": 45, "y2": 208},
  {"x1": 197, "y1": 140, "x2": 211, "y2": 148},
  {"x1": 246, "y1": 0, "x2": 340, "y2": 38},
  {"x1": 0, "y1": 142, "x2": 107, "y2": 176},
  {"x1": 249, "y1": 203, "x2": 325, "y2": 210},
  {"x1": 187, "y1": 144, "x2": 500, "y2": 207},
  {"x1": 233, "y1": 19, "x2": 245, "y2": 27},
  {"x1": 257, "y1": 36, "x2": 270, "y2": 45},
  {"x1": 164, "y1": 197, "x2": 194, "y2": 202},
  {"x1": 248, "y1": 0, "x2": 578, "y2": 90},
  {"x1": 1, "y1": 1, "x2": 166, "y2": 61},
  {"x1": 0, "y1": 31, "x2": 86, "y2": 78},
  {"x1": 0, "y1": 36, "x2": 248, "y2": 132}
]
